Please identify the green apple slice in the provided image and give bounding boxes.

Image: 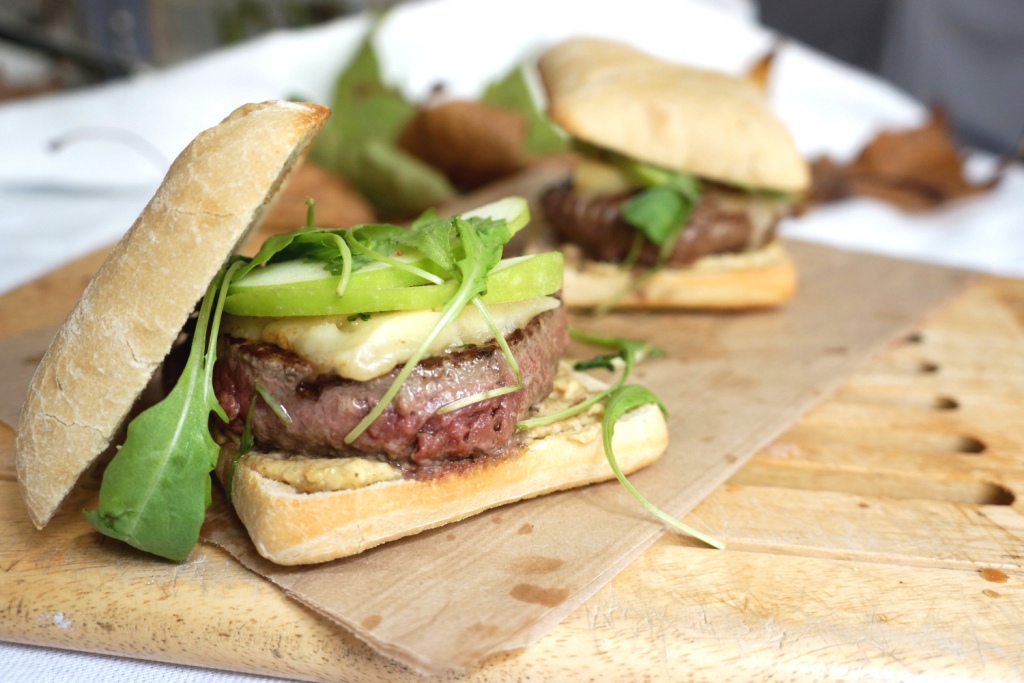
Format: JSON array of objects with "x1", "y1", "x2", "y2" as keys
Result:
[
  {"x1": 232, "y1": 196, "x2": 531, "y2": 293},
  {"x1": 224, "y1": 252, "x2": 563, "y2": 317},
  {"x1": 460, "y1": 196, "x2": 530, "y2": 236},
  {"x1": 231, "y1": 254, "x2": 443, "y2": 292}
]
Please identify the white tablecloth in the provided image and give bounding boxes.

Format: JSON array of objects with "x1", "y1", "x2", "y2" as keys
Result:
[{"x1": 1, "y1": 0, "x2": 1020, "y2": 680}]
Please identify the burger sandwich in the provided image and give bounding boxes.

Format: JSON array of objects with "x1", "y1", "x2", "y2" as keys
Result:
[
  {"x1": 15, "y1": 100, "x2": 671, "y2": 566},
  {"x1": 536, "y1": 37, "x2": 810, "y2": 310}
]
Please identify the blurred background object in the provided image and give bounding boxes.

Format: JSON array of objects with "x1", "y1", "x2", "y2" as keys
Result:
[
  {"x1": 759, "y1": 0, "x2": 1024, "y2": 156},
  {"x1": 1, "y1": 0, "x2": 1021, "y2": 156},
  {"x1": 0, "y1": 0, "x2": 383, "y2": 96}
]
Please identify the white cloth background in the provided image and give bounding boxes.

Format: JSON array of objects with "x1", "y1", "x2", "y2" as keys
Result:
[
  {"x1": 1, "y1": 0, "x2": 1021, "y2": 680},
  {"x1": 2, "y1": 0, "x2": 1022, "y2": 296}
]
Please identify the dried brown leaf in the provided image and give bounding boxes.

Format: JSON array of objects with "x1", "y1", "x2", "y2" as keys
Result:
[
  {"x1": 804, "y1": 106, "x2": 1002, "y2": 212},
  {"x1": 745, "y1": 48, "x2": 777, "y2": 93}
]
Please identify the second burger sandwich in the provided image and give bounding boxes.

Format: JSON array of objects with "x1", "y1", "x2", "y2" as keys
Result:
[{"x1": 537, "y1": 37, "x2": 810, "y2": 311}]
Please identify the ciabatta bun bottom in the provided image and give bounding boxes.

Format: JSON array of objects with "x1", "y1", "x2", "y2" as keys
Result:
[
  {"x1": 215, "y1": 368, "x2": 667, "y2": 565},
  {"x1": 561, "y1": 241, "x2": 797, "y2": 310}
]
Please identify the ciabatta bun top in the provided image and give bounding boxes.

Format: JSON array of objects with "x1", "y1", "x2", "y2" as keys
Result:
[
  {"x1": 16, "y1": 101, "x2": 330, "y2": 528},
  {"x1": 538, "y1": 37, "x2": 810, "y2": 194}
]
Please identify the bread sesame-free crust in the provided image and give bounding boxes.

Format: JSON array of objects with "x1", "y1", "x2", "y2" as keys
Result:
[
  {"x1": 561, "y1": 241, "x2": 799, "y2": 310},
  {"x1": 16, "y1": 101, "x2": 330, "y2": 528},
  {"x1": 538, "y1": 37, "x2": 810, "y2": 194}
]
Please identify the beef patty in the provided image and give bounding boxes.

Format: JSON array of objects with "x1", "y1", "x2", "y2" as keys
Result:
[
  {"x1": 213, "y1": 306, "x2": 568, "y2": 469},
  {"x1": 540, "y1": 181, "x2": 787, "y2": 266}
]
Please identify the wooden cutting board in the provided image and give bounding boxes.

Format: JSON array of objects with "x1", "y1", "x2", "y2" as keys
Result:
[{"x1": 1, "y1": 245, "x2": 1022, "y2": 681}]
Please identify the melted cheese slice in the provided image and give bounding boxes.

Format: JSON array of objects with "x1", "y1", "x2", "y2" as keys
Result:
[{"x1": 222, "y1": 296, "x2": 560, "y2": 382}]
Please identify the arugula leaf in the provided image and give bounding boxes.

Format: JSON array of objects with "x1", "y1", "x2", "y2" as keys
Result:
[
  {"x1": 395, "y1": 209, "x2": 457, "y2": 276},
  {"x1": 585, "y1": 153, "x2": 702, "y2": 313},
  {"x1": 435, "y1": 296, "x2": 523, "y2": 414},
  {"x1": 345, "y1": 222, "x2": 407, "y2": 263},
  {"x1": 85, "y1": 261, "x2": 239, "y2": 561},
  {"x1": 568, "y1": 142, "x2": 701, "y2": 255},
  {"x1": 228, "y1": 382, "x2": 290, "y2": 502},
  {"x1": 255, "y1": 382, "x2": 292, "y2": 425},
  {"x1": 343, "y1": 228, "x2": 444, "y2": 285},
  {"x1": 601, "y1": 385, "x2": 725, "y2": 550},
  {"x1": 518, "y1": 330, "x2": 660, "y2": 431},
  {"x1": 620, "y1": 159, "x2": 701, "y2": 201},
  {"x1": 516, "y1": 331, "x2": 719, "y2": 547},
  {"x1": 236, "y1": 228, "x2": 355, "y2": 298},
  {"x1": 572, "y1": 353, "x2": 621, "y2": 373},
  {"x1": 621, "y1": 186, "x2": 690, "y2": 250},
  {"x1": 344, "y1": 215, "x2": 511, "y2": 443},
  {"x1": 226, "y1": 391, "x2": 259, "y2": 502},
  {"x1": 569, "y1": 328, "x2": 665, "y2": 363},
  {"x1": 238, "y1": 228, "x2": 347, "y2": 277}
]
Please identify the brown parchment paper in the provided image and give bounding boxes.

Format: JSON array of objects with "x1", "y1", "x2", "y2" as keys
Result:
[{"x1": 193, "y1": 241, "x2": 973, "y2": 675}]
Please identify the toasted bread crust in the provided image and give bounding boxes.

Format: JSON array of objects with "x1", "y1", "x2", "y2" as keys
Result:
[
  {"x1": 16, "y1": 101, "x2": 330, "y2": 528},
  {"x1": 216, "y1": 368, "x2": 668, "y2": 565},
  {"x1": 538, "y1": 37, "x2": 809, "y2": 194},
  {"x1": 561, "y1": 241, "x2": 798, "y2": 310}
]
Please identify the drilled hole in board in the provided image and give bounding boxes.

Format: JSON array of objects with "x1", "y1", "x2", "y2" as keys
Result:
[
  {"x1": 905, "y1": 332, "x2": 924, "y2": 344},
  {"x1": 956, "y1": 436, "x2": 987, "y2": 454},
  {"x1": 982, "y1": 486, "x2": 1016, "y2": 506},
  {"x1": 781, "y1": 424, "x2": 986, "y2": 455},
  {"x1": 732, "y1": 464, "x2": 1014, "y2": 506},
  {"x1": 0, "y1": 422, "x2": 14, "y2": 482},
  {"x1": 919, "y1": 361, "x2": 940, "y2": 373},
  {"x1": 835, "y1": 389, "x2": 961, "y2": 412}
]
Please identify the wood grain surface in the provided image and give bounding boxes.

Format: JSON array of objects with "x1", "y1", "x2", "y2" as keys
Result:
[{"x1": 2, "y1": 254, "x2": 1023, "y2": 681}]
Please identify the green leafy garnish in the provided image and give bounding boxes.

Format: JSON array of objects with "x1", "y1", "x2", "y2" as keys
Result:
[
  {"x1": 621, "y1": 186, "x2": 691, "y2": 249},
  {"x1": 519, "y1": 329, "x2": 721, "y2": 549},
  {"x1": 344, "y1": 214, "x2": 511, "y2": 443},
  {"x1": 569, "y1": 328, "x2": 665, "y2": 366},
  {"x1": 601, "y1": 386, "x2": 725, "y2": 550},
  {"x1": 517, "y1": 328, "x2": 659, "y2": 430},
  {"x1": 255, "y1": 382, "x2": 292, "y2": 425},
  {"x1": 227, "y1": 382, "x2": 290, "y2": 501},
  {"x1": 570, "y1": 141, "x2": 704, "y2": 314},
  {"x1": 435, "y1": 296, "x2": 523, "y2": 415},
  {"x1": 620, "y1": 158, "x2": 701, "y2": 200},
  {"x1": 395, "y1": 207, "x2": 457, "y2": 276},
  {"x1": 228, "y1": 393, "x2": 260, "y2": 501},
  {"x1": 617, "y1": 161, "x2": 699, "y2": 255},
  {"x1": 85, "y1": 260, "x2": 240, "y2": 561},
  {"x1": 239, "y1": 227, "x2": 353, "y2": 279},
  {"x1": 344, "y1": 227, "x2": 445, "y2": 285}
]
